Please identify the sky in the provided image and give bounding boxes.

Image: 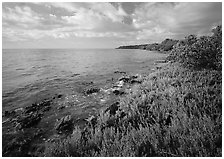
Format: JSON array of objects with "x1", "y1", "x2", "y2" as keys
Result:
[{"x1": 2, "y1": 2, "x2": 222, "y2": 49}]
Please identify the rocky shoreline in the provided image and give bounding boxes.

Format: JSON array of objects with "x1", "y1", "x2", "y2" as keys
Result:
[{"x1": 2, "y1": 59, "x2": 167, "y2": 157}]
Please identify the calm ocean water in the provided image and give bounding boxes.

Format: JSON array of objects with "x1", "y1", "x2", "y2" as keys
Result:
[{"x1": 2, "y1": 49, "x2": 165, "y2": 110}]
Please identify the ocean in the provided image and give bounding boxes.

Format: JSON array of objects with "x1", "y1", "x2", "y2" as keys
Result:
[{"x1": 2, "y1": 48, "x2": 165, "y2": 111}]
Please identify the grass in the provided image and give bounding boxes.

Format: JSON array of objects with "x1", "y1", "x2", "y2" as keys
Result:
[{"x1": 43, "y1": 63, "x2": 222, "y2": 157}]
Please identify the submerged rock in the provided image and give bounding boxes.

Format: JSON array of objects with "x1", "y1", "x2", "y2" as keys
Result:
[
  {"x1": 24, "y1": 99, "x2": 52, "y2": 114},
  {"x1": 55, "y1": 115, "x2": 73, "y2": 134},
  {"x1": 57, "y1": 105, "x2": 65, "y2": 110},
  {"x1": 118, "y1": 74, "x2": 140, "y2": 84},
  {"x1": 114, "y1": 71, "x2": 126, "y2": 74},
  {"x1": 57, "y1": 94, "x2": 63, "y2": 98},
  {"x1": 130, "y1": 79, "x2": 142, "y2": 84},
  {"x1": 85, "y1": 87, "x2": 100, "y2": 95},
  {"x1": 17, "y1": 112, "x2": 42, "y2": 129},
  {"x1": 4, "y1": 110, "x2": 16, "y2": 118},
  {"x1": 112, "y1": 88, "x2": 125, "y2": 95},
  {"x1": 119, "y1": 76, "x2": 131, "y2": 83},
  {"x1": 71, "y1": 73, "x2": 80, "y2": 77}
]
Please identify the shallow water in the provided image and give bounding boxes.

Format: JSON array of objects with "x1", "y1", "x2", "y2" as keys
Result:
[{"x1": 3, "y1": 49, "x2": 165, "y2": 111}]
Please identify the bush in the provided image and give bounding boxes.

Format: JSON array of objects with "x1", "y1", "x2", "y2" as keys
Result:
[{"x1": 167, "y1": 25, "x2": 222, "y2": 70}]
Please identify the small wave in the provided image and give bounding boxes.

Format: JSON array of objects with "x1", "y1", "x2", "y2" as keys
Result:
[
  {"x1": 21, "y1": 73, "x2": 33, "y2": 76},
  {"x1": 15, "y1": 68, "x2": 25, "y2": 71}
]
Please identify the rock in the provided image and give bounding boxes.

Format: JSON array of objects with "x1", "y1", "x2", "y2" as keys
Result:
[
  {"x1": 119, "y1": 75, "x2": 140, "y2": 83},
  {"x1": 2, "y1": 118, "x2": 11, "y2": 124},
  {"x1": 119, "y1": 76, "x2": 131, "y2": 83},
  {"x1": 24, "y1": 103, "x2": 39, "y2": 114},
  {"x1": 165, "y1": 114, "x2": 172, "y2": 126},
  {"x1": 81, "y1": 81, "x2": 93, "y2": 86},
  {"x1": 55, "y1": 115, "x2": 73, "y2": 133},
  {"x1": 105, "y1": 102, "x2": 120, "y2": 116},
  {"x1": 57, "y1": 105, "x2": 65, "y2": 110},
  {"x1": 39, "y1": 99, "x2": 52, "y2": 107},
  {"x1": 85, "y1": 87, "x2": 100, "y2": 95},
  {"x1": 42, "y1": 106, "x2": 51, "y2": 112},
  {"x1": 4, "y1": 110, "x2": 16, "y2": 117},
  {"x1": 17, "y1": 112, "x2": 42, "y2": 129},
  {"x1": 115, "y1": 80, "x2": 124, "y2": 88},
  {"x1": 71, "y1": 73, "x2": 80, "y2": 77},
  {"x1": 57, "y1": 94, "x2": 63, "y2": 98},
  {"x1": 24, "y1": 99, "x2": 52, "y2": 114},
  {"x1": 14, "y1": 108, "x2": 24, "y2": 113},
  {"x1": 130, "y1": 79, "x2": 142, "y2": 84},
  {"x1": 131, "y1": 74, "x2": 139, "y2": 79},
  {"x1": 155, "y1": 60, "x2": 167, "y2": 63},
  {"x1": 112, "y1": 88, "x2": 125, "y2": 95},
  {"x1": 156, "y1": 66, "x2": 162, "y2": 69},
  {"x1": 114, "y1": 71, "x2": 126, "y2": 74}
]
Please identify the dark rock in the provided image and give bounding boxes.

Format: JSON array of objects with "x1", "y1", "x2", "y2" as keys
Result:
[
  {"x1": 105, "y1": 101, "x2": 120, "y2": 116},
  {"x1": 57, "y1": 94, "x2": 63, "y2": 98},
  {"x1": 165, "y1": 114, "x2": 172, "y2": 126},
  {"x1": 24, "y1": 103, "x2": 39, "y2": 114},
  {"x1": 4, "y1": 110, "x2": 16, "y2": 117},
  {"x1": 24, "y1": 99, "x2": 52, "y2": 114},
  {"x1": 130, "y1": 79, "x2": 142, "y2": 84},
  {"x1": 119, "y1": 75, "x2": 139, "y2": 83},
  {"x1": 155, "y1": 60, "x2": 167, "y2": 63},
  {"x1": 156, "y1": 66, "x2": 162, "y2": 69},
  {"x1": 85, "y1": 87, "x2": 100, "y2": 95},
  {"x1": 114, "y1": 71, "x2": 126, "y2": 74},
  {"x1": 81, "y1": 81, "x2": 93, "y2": 86},
  {"x1": 42, "y1": 106, "x2": 51, "y2": 112},
  {"x1": 71, "y1": 73, "x2": 80, "y2": 77},
  {"x1": 39, "y1": 99, "x2": 52, "y2": 107},
  {"x1": 112, "y1": 89, "x2": 125, "y2": 95},
  {"x1": 3, "y1": 132, "x2": 33, "y2": 157},
  {"x1": 57, "y1": 105, "x2": 65, "y2": 110},
  {"x1": 119, "y1": 111, "x2": 127, "y2": 119},
  {"x1": 17, "y1": 112, "x2": 42, "y2": 129},
  {"x1": 55, "y1": 115, "x2": 73, "y2": 134},
  {"x1": 119, "y1": 76, "x2": 131, "y2": 83}
]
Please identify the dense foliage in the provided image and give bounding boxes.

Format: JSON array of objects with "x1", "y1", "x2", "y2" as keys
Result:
[
  {"x1": 167, "y1": 25, "x2": 222, "y2": 70},
  {"x1": 44, "y1": 64, "x2": 222, "y2": 157}
]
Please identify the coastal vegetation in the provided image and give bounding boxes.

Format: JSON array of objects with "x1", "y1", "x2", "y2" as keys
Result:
[
  {"x1": 117, "y1": 38, "x2": 178, "y2": 52},
  {"x1": 43, "y1": 25, "x2": 222, "y2": 157}
]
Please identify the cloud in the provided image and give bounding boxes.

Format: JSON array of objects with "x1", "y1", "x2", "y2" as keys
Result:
[
  {"x1": 3, "y1": 2, "x2": 136, "y2": 42},
  {"x1": 3, "y1": 5, "x2": 43, "y2": 27},
  {"x1": 2, "y1": 2, "x2": 222, "y2": 48},
  {"x1": 132, "y1": 2, "x2": 222, "y2": 41}
]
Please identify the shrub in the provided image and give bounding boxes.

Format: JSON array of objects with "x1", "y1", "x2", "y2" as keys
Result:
[{"x1": 167, "y1": 25, "x2": 222, "y2": 70}]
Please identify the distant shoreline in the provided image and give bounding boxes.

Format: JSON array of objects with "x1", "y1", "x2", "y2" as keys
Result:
[{"x1": 116, "y1": 38, "x2": 178, "y2": 52}]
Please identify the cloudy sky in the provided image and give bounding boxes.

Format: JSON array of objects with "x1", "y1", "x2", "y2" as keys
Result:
[{"x1": 2, "y1": 2, "x2": 222, "y2": 49}]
